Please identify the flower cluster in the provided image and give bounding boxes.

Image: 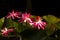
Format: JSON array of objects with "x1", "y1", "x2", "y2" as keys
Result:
[
  {"x1": 1, "y1": 10, "x2": 46, "y2": 36},
  {"x1": 1, "y1": 27, "x2": 13, "y2": 36}
]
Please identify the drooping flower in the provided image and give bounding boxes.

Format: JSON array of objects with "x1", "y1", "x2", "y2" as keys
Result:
[
  {"x1": 18, "y1": 12, "x2": 32, "y2": 23},
  {"x1": 6, "y1": 10, "x2": 20, "y2": 19},
  {"x1": 29, "y1": 16, "x2": 46, "y2": 30},
  {"x1": 1, "y1": 27, "x2": 13, "y2": 36}
]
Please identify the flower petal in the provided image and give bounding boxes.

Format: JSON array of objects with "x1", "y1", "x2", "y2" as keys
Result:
[{"x1": 7, "y1": 29, "x2": 13, "y2": 33}]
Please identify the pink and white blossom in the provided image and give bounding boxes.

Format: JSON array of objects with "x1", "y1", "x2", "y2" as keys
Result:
[
  {"x1": 18, "y1": 12, "x2": 32, "y2": 23},
  {"x1": 6, "y1": 10, "x2": 20, "y2": 19},
  {"x1": 1, "y1": 27, "x2": 13, "y2": 36},
  {"x1": 29, "y1": 16, "x2": 46, "y2": 30}
]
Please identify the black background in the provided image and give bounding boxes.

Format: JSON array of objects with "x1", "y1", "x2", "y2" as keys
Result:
[
  {"x1": 0, "y1": 0, "x2": 26, "y2": 18},
  {"x1": 31, "y1": 0, "x2": 58, "y2": 16},
  {"x1": 0, "y1": 0, "x2": 59, "y2": 18}
]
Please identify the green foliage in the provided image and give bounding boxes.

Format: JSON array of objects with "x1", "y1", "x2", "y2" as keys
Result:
[
  {"x1": 18, "y1": 22, "x2": 32, "y2": 33},
  {"x1": 0, "y1": 17, "x2": 5, "y2": 35},
  {"x1": 43, "y1": 15, "x2": 60, "y2": 24},
  {"x1": 0, "y1": 15, "x2": 60, "y2": 40},
  {"x1": 4, "y1": 18, "x2": 13, "y2": 28},
  {"x1": 44, "y1": 24, "x2": 56, "y2": 36},
  {"x1": 0, "y1": 17, "x2": 5, "y2": 29},
  {"x1": 42, "y1": 15, "x2": 60, "y2": 36},
  {"x1": 55, "y1": 22, "x2": 60, "y2": 30},
  {"x1": 3, "y1": 18, "x2": 32, "y2": 34}
]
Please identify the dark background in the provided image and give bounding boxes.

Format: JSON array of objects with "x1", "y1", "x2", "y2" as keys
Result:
[
  {"x1": 0, "y1": 0, "x2": 26, "y2": 18},
  {"x1": 0, "y1": 0, "x2": 59, "y2": 18},
  {"x1": 31, "y1": 0, "x2": 58, "y2": 16}
]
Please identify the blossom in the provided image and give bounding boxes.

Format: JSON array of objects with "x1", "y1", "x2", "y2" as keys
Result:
[
  {"x1": 1, "y1": 27, "x2": 13, "y2": 36},
  {"x1": 18, "y1": 12, "x2": 32, "y2": 23},
  {"x1": 6, "y1": 10, "x2": 20, "y2": 19},
  {"x1": 29, "y1": 16, "x2": 46, "y2": 30}
]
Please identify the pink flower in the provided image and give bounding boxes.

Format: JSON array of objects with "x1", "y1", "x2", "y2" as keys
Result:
[
  {"x1": 18, "y1": 12, "x2": 32, "y2": 23},
  {"x1": 6, "y1": 10, "x2": 20, "y2": 19},
  {"x1": 29, "y1": 16, "x2": 46, "y2": 30},
  {"x1": 1, "y1": 27, "x2": 13, "y2": 36}
]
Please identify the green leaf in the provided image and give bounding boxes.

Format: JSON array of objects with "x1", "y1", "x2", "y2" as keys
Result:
[
  {"x1": 55, "y1": 22, "x2": 60, "y2": 30},
  {"x1": 18, "y1": 22, "x2": 32, "y2": 33},
  {"x1": 43, "y1": 15, "x2": 60, "y2": 24},
  {"x1": 18, "y1": 22, "x2": 27, "y2": 33},
  {"x1": 4, "y1": 18, "x2": 13, "y2": 28},
  {"x1": 12, "y1": 21, "x2": 19, "y2": 32},
  {"x1": 43, "y1": 15, "x2": 60, "y2": 35},
  {"x1": 45, "y1": 24, "x2": 55, "y2": 36},
  {"x1": 0, "y1": 17, "x2": 5, "y2": 29}
]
